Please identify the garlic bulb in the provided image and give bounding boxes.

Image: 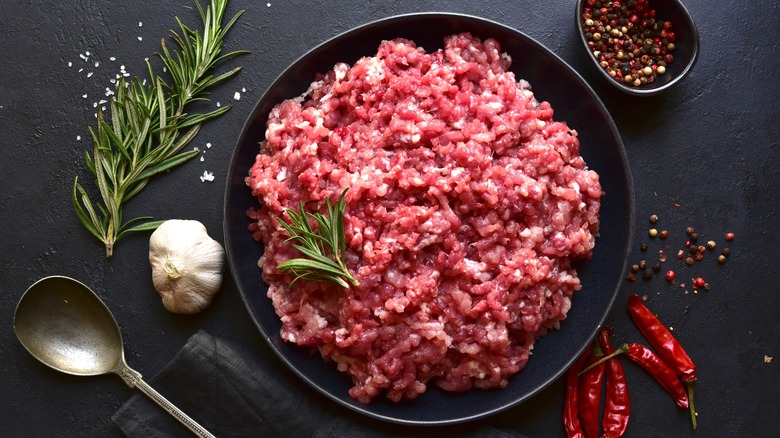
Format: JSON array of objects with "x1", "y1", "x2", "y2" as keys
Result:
[{"x1": 149, "y1": 219, "x2": 225, "y2": 314}]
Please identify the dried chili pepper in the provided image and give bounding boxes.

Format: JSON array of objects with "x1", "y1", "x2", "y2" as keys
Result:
[
  {"x1": 599, "y1": 329, "x2": 630, "y2": 438},
  {"x1": 627, "y1": 294, "x2": 697, "y2": 428},
  {"x1": 579, "y1": 339, "x2": 605, "y2": 438},
  {"x1": 582, "y1": 343, "x2": 689, "y2": 409},
  {"x1": 564, "y1": 343, "x2": 594, "y2": 438}
]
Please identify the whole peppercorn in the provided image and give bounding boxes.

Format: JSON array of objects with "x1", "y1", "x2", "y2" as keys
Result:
[
  {"x1": 640, "y1": 243, "x2": 648, "y2": 251},
  {"x1": 665, "y1": 270, "x2": 676, "y2": 282},
  {"x1": 659, "y1": 229, "x2": 669, "y2": 239},
  {"x1": 722, "y1": 248, "x2": 731, "y2": 256},
  {"x1": 718, "y1": 255, "x2": 727, "y2": 264},
  {"x1": 642, "y1": 269, "x2": 653, "y2": 280},
  {"x1": 638, "y1": 260, "x2": 648, "y2": 270},
  {"x1": 685, "y1": 257, "x2": 694, "y2": 266},
  {"x1": 627, "y1": 273, "x2": 637, "y2": 282},
  {"x1": 652, "y1": 263, "x2": 661, "y2": 272},
  {"x1": 649, "y1": 228, "x2": 658, "y2": 238},
  {"x1": 706, "y1": 240, "x2": 717, "y2": 250},
  {"x1": 725, "y1": 232, "x2": 735, "y2": 241},
  {"x1": 690, "y1": 232, "x2": 699, "y2": 242},
  {"x1": 649, "y1": 214, "x2": 659, "y2": 224},
  {"x1": 632, "y1": 264, "x2": 640, "y2": 272},
  {"x1": 685, "y1": 226, "x2": 695, "y2": 236},
  {"x1": 693, "y1": 277, "x2": 706, "y2": 288}
]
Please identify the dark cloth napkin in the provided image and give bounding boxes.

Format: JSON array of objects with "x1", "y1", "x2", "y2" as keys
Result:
[{"x1": 112, "y1": 331, "x2": 528, "y2": 438}]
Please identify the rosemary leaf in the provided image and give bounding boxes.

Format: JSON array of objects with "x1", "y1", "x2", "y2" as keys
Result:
[
  {"x1": 72, "y1": 0, "x2": 247, "y2": 257},
  {"x1": 276, "y1": 189, "x2": 359, "y2": 288}
]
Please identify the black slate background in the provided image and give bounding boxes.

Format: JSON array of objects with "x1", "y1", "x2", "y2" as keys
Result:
[{"x1": 1, "y1": 0, "x2": 778, "y2": 436}]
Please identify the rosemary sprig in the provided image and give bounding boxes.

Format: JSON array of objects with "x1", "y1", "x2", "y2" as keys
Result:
[
  {"x1": 276, "y1": 188, "x2": 360, "y2": 288},
  {"x1": 72, "y1": 0, "x2": 248, "y2": 257}
]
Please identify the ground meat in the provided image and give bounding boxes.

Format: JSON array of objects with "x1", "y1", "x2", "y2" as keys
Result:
[{"x1": 246, "y1": 33, "x2": 602, "y2": 404}]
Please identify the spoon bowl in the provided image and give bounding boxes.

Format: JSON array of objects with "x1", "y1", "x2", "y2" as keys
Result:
[
  {"x1": 14, "y1": 275, "x2": 214, "y2": 438},
  {"x1": 14, "y1": 276, "x2": 124, "y2": 376}
]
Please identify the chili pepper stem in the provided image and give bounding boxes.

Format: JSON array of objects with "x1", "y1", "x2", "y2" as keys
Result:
[
  {"x1": 686, "y1": 380, "x2": 697, "y2": 429},
  {"x1": 578, "y1": 344, "x2": 628, "y2": 376}
]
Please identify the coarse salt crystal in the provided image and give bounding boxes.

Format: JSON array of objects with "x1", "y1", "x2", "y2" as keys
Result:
[
  {"x1": 95, "y1": 61, "x2": 99, "y2": 67},
  {"x1": 85, "y1": 51, "x2": 90, "y2": 56},
  {"x1": 242, "y1": 87, "x2": 246, "y2": 92},
  {"x1": 82, "y1": 94, "x2": 88, "y2": 98},
  {"x1": 110, "y1": 56, "x2": 116, "y2": 61},
  {"x1": 68, "y1": 61, "x2": 72, "y2": 67},
  {"x1": 216, "y1": 102, "x2": 221, "y2": 107},
  {"x1": 206, "y1": 142, "x2": 212, "y2": 148},
  {"x1": 200, "y1": 171, "x2": 215, "y2": 182},
  {"x1": 234, "y1": 92, "x2": 241, "y2": 100},
  {"x1": 267, "y1": 2, "x2": 271, "y2": 6},
  {"x1": 138, "y1": 21, "x2": 143, "y2": 27},
  {"x1": 138, "y1": 36, "x2": 143, "y2": 41},
  {"x1": 77, "y1": 135, "x2": 81, "y2": 140},
  {"x1": 87, "y1": 72, "x2": 93, "y2": 78},
  {"x1": 200, "y1": 156, "x2": 205, "y2": 162}
]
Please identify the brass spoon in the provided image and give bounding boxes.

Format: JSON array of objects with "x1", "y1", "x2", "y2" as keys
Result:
[{"x1": 13, "y1": 275, "x2": 215, "y2": 438}]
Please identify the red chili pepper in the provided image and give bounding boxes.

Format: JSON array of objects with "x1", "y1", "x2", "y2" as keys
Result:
[
  {"x1": 578, "y1": 339, "x2": 605, "y2": 438},
  {"x1": 564, "y1": 343, "x2": 594, "y2": 438},
  {"x1": 599, "y1": 329, "x2": 630, "y2": 438},
  {"x1": 627, "y1": 294, "x2": 697, "y2": 428},
  {"x1": 624, "y1": 343, "x2": 689, "y2": 409}
]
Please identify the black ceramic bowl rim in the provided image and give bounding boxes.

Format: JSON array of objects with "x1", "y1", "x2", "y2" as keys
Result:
[
  {"x1": 224, "y1": 12, "x2": 635, "y2": 425},
  {"x1": 575, "y1": 0, "x2": 700, "y2": 96}
]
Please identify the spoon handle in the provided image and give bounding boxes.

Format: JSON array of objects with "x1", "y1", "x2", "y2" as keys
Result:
[{"x1": 118, "y1": 365, "x2": 216, "y2": 438}]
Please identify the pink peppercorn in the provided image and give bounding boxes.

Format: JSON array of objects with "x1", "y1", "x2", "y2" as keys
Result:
[
  {"x1": 693, "y1": 277, "x2": 706, "y2": 288},
  {"x1": 725, "y1": 232, "x2": 735, "y2": 241},
  {"x1": 666, "y1": 270, "x2": 676, "y2": 282}
]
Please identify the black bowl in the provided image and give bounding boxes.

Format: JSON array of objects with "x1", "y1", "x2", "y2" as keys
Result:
[
  {"x1": 224, "y1": 12, "x2": 634, "y2": 425},
  {"x1": 575, "y1": 0, "x2": 699, "y2": 96}
]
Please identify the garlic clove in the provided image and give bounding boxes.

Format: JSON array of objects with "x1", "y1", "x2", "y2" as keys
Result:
[{"x1": 149, "y1": 219, "x2": 225, "y2": 314}]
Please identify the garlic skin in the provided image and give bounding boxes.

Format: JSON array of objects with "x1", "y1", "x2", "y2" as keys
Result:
[{"x1": 149, "y1": 219, "x2": 225, "y2": 314}]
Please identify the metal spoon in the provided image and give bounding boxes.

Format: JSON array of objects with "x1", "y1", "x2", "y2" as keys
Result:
[{"x1": 13, "y1": 275, "x2": 215, "y2": 438}]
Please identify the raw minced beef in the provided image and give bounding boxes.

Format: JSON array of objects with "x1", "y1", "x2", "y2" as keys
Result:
[{"x1": 246, "y1": 33, "x2": 602, "y2": 403}]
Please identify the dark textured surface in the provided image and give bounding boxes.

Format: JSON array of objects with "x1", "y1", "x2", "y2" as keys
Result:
[{"x1": 1, "y1": 0, "x2": 778, "y2": 436}]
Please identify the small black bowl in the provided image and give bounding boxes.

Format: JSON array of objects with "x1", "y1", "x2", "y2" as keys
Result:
[{"x1": 575, "y1": 0, "x2": 699, "y2": 96}]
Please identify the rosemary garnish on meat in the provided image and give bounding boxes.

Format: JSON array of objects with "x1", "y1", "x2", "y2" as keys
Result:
[
  {"x1": 276, "y1": 189, "x2": 360, "y2": 288},
  {"x1": 72, "y1": 0, "x2": 247, "y2": 257}
]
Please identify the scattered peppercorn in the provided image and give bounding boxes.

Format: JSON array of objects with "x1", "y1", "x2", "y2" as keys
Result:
[
  {"x1": 722, "y1": 248, "x2": 730, "y2": 257},
  {"x1": 652, "y1": 263, "x2": 661, "y2": 272},
  {"x1": 627, "y1": 273, "x2": 637, "y2": 282},
  {"x1": 706, "y1": 240, "x2": 716, "y2": 250},
  {"x1": 665, "y1": 270, "x2": 676, "y2": 282},
  {"x1": 650, "y1": 214, "x2": 659, "y2": 224},
  {"x1": 677, "y1": 250, "x2": 684, "y2": 260},
  {"x1": 685, "y1": 227, "x2": 695, "y2": 236},
  {"x1": 643, "y1": 269, "x2": 653, "y2": 280},
  {"x1": 649, "y1": 228, "x2": 658, "y2": 238},
  {"x1": 725, "y1": 232, "x2": 735, "y2": 241},
  {"x1": 690, "y1": 232, "x2": 699, "y2": 242},
  {"x1": 717, "y1": 255, "x2": 727, "y2": 264},
  {"x1": 640, "y1": 243, "x2": 648, "y2": 251},
  {"x1": 639, "y1": 260, "x2": 648, "y2": 271},
  {"x1": 581, "y1": 0, "x2": 677, "y2": 87},
  {"x1": 632, "y1": 264, "x2": 640, "y2": 272},
  {"x1": 685, "y1": 257, "x2": 693, "y2": 266},
  {"x1": 659, "y1": 229, "x2": 669, "y2": 239},
  {"x1": 693, "y1": 277, "x2": 705, "y2": 288}
]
